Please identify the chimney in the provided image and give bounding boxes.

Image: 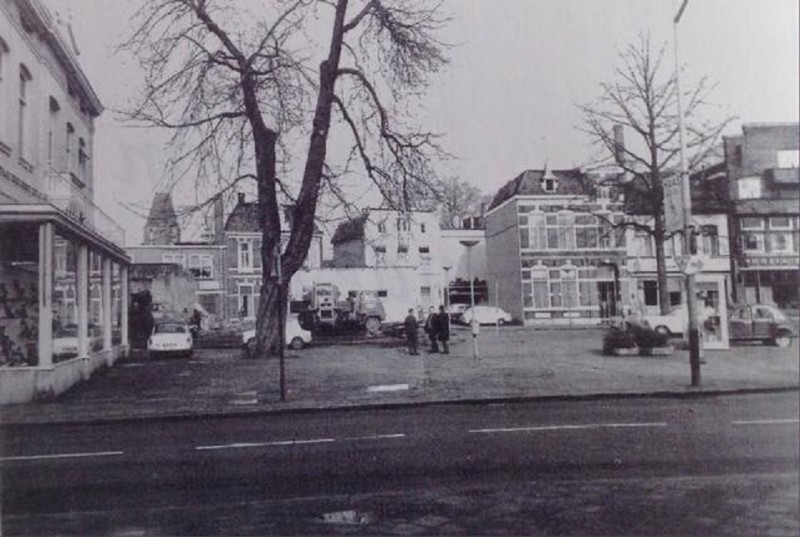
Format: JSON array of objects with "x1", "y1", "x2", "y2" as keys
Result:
[
  {"x1": 237, "y1": 192, "x2": 246, "y2": 205},
  {"x1": 213, "y1": 195, "x2": 224, "y2": 244},
  {"x1": 613, "y1": 125, "x2": 625, "y2": 166}
]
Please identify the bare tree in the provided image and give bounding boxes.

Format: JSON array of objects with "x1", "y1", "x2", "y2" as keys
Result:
[
  {"x1": 435, "y1": 176, "x2": 484, "y2": 229},
  {"x1": 579, "y1": 34, "x2": 732, "y2": 314},
  {"x1": 122, "y1": 0, "x2": 449, "y2": 354}
]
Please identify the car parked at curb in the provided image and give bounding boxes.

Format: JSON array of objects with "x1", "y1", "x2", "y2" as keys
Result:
[
  {"x1": 641, "y1": 306, "x2": 687, "y2": 336},
  {"x1": 148, "y1": 320, "x2": 194, "y2": 358},
  {"x1": 729, "y1": 304, "x2": 795, "y2": 347},
  {"x1": 242, "y1": 315, "x2": 312, "y2": 357},
  {"x1": 445, "y1": 303, "x2": 469, "y2": 322},
  {"x1": 459, "y1": 305, "x2": 513, "y2": 326}
]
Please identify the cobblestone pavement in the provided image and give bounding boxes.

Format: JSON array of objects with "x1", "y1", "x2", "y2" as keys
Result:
[
  {"x1": 10, "y1": 472, "x2": 798, "y2": 535},
  {"x1": 1, "y1": 327, "x2": 798, "y2": 425}
]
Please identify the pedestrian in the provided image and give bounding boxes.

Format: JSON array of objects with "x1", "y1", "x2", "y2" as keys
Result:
[
  {"x1": 404, "y1": 308, "x2": 419, "y2": 356},
  {"x1": 436, "y1": 304, "x2": 450, "y2": 354},
  {"x1": 424, "y1": 306, "x2": 439, "y2": 353}
]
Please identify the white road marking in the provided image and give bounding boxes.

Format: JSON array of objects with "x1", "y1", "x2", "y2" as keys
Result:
[
  {"x1": 469, "y1": 422, "x2": 668, "y2": 434},
  {"x1": 195, "y1": 438, "x2": 335, "y2": 451},
  {"x1": 367, "y1": 384, "x2": 410, "y2": 392},
  {"x1": 195, "y1": 433, "x2": 405, "y2": 451},
  {"x1": 342, "y1": 433, "x2": 406, "y2": 441},
  {"x1": 732, "y1": 418, "x2": 800, "y2": 426},
  {"x1": 0, "y1": 450, "x2": 124, "y2": 462}
]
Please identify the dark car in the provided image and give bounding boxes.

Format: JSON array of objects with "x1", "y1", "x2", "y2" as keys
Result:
[{"x1": 729, "y1": 304, "x2": 795, "y2": 347}]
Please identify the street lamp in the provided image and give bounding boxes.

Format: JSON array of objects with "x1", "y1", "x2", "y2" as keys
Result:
[
  {"x1": 460, "y1": 240, "x2": 479, "y2": 359},
  {"x1": 442, "y1": 264, "x2": 451, "y2": 332},
  {"x1": 673, "y1": 0, "x2": 701, "y2": 386}
]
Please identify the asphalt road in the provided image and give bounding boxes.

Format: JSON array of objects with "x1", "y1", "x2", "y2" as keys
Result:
[{"x1": 2, "y1": 392, "x2": 798, "y2": 535}]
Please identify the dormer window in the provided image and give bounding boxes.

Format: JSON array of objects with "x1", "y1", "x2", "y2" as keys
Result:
[{"x1": 541, "y1": 169, "x2": 558, "y2": 193}]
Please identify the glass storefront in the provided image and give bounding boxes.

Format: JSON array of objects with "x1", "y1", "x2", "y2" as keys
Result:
[
  {"x1": 52, "y1": 231, "x2": 80, "y2": 362},
  {"x1": 89, "y1": 251, "x2": 104, "y2": 352},
  {"x1": 112, "y1": 262, "x2": 122, "y2": 345},
  {"x1": 0, "y1": 224, "x2": 40, "y2": 366}
]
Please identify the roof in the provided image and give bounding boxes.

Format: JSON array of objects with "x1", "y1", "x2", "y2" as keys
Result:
[
  {"x1": 223, "y1": 197, "x2": 321, "y2": 234},
  {"x1": 146, "y1": 193, "x2": 178, "y2": 224},
  {"x1": 488, "y1": 169, "x2": 594, "y2": 211},
  {"x1": 331, "y1": 214, "x2": 368, "y2": 244}
]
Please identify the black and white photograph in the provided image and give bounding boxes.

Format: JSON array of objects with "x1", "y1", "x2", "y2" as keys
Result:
[{"x1": 0, "y1": 0, "x2": 798, "y2": 534}]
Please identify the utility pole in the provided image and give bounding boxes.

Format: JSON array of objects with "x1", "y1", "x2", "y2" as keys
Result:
[
  {"x1": 460, "y1": 240, "x2": 479, "y2": 360},
  {"x1": 674, "y1": 0, "x2": 701, "y2": 386}
]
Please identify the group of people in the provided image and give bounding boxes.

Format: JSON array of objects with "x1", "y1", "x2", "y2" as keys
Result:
[{"x1": 404, "y1": 305, "x2": 450, "y2": 356}]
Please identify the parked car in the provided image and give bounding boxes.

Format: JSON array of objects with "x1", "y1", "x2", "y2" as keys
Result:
[
  {"x1": 242, "y1": 315, "x2": 312, "y2": 357},
  {"x1": 148, "y1": 319, "x2": 194, "y2": 358},
  {"x1": 445, "y1": 303, "x2": 469, "y2": 322},
  {"x1": 641, "y1": 306, "x2": 687, "y2": 336},
  {"x1": 459, "y1": 305, "x2": 513, "y2": 326},
  {"x1": 729, "y1": 304, "x2": 795, "y2": 347},
  {"x1": 52, "y1": 324, "x2": 79, "y2": 359}
]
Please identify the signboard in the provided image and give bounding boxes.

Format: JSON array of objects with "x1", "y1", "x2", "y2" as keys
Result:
[{"x1": 662, "y1": 174, "x2": 684, "y2": 234}]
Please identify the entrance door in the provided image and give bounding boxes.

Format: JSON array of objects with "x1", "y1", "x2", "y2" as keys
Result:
[
  {"x1": 239, "y1": 285, "x2": 253, "y2": 318},
  {"x1": 597, "y1": 282, "x2": 617, "y2": 318}
]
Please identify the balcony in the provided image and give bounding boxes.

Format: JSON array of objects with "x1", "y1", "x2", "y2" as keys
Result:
[{"x1": 0, "y1": 170, "x2": 125, "y2": 247}]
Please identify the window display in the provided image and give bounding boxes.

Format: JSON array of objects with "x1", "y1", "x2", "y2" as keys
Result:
[
  {"x1": 0, "y1": 224, "x2": 39, "y2": 366},
  {"x1": 52, "y1": 232, "x2": 79, "y2": 362}
]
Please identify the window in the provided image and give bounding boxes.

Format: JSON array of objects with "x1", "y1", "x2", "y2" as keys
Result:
[
  {"x1": 377, "y1": 290, "x2": 388, "y2": 298},
  {"x1": 531, "y1": 266, "x2": 549, "y2": 308},
  {"x1": 635, "y1": 230, "x2": 654, "y2": 257},
  {"x1": 377, "y1": 222, "x2": 386, "y2": 233},
  {"x1": 700, "y1": 225, "x2": 719, "y2": 256},
  {"x1": 742, "y1": 232, "x2": 764, "y2": 253},
  {"x1": 188, "y1": 254, "x2": 213, "y2": 279},
  {"x1": 66, "y1": 122, "x2": 75, "y2": 172},
  {"x1": 78, "y1": 138, "x2": 88, "y2": 180},
  {"x1": 546, "y1": 215, "x2": 559, "y2": 249},
  {"x1": 18, "y1": 64, "x2": 32, "y2": 160},
  {"x1": 418, "y1": 246, "x2": 430, "y2": 254},
  {"x1": 420, "y1": 223, "x2": 426, "y2": 233},
  {"x1": 238, "y1": 241, "x2": 252, "y2": 270},
  {"x1": 770, "y1": 233, "x2": 791, "y2": 253},
  {"x1": 770, "y1": 217, "x2": 791, "y2": 230},
  {"x1": 48, "y1": 97, "x2": 60, "y2": 166},
  {"x1": 737, "y1": 177, "x2": 761, "y2": 199},
  {"x1": 643, "y1": 280, "x2": 658, "y2": 306},
  {"x1": 575, "y1": 215, "x2": 598, "y2": 249},
  {"x1": 741, "y1": 217, "x2": 764, "y2": 230},
  {"x1": 777, "y1": 150, "x2": 799, "y2": 168},
  {"x1": 397, "y1": 245, "x2": 408, "y2": 254},
  {"x1": 161, "y1": 253, "x2": 185, "y2": 265},
  {"x1": 396, "y1": 219, "x2": 409, "y2": 231},
  {"x1": 374, "y1": 245, "x2": 386, "y2": 253}
]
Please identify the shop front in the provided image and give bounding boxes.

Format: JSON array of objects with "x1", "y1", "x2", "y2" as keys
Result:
[{"x1": 0, "y1": 215, "x2": 129, "y2": 405}]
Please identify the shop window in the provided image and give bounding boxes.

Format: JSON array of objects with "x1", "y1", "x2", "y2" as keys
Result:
[
  {"x1": 0, "y1": 224, "x2": 39, "y2": 366},
  {"x1": 111, "y1": 263, "x2": 121, "y2": 345},
  {"x1": 52, "y1": 233, "x2": 80, "y2": 360}
]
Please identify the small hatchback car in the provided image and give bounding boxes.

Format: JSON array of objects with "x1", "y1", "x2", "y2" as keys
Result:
[
  {"x1": 729, "y1": 304, "x2": 795, "y2": 347},
  {"x1": 148, "y1": 320, "x2": 194, "y2": 358}
]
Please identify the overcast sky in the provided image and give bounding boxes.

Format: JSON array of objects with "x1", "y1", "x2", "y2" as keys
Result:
[{"x1": 44, "y1": 0, "x2": 799, "y2": 245}]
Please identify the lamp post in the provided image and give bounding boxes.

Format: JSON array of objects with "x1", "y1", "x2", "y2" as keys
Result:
[
  {"x1": 460, "y1": 240, "x2": 479, "y2": 359},
  {"x1": 674, "y1": 0, "x2": 701, "y2": 386}
]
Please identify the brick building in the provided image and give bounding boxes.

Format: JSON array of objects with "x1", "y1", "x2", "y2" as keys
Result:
[{"x1": 723, "y1": 123, "x2": 799, "y2": 310}]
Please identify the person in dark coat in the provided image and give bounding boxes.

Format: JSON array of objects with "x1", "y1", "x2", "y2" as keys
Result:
[
  {"x1": 436, "y1": 305, "x2": 450, "y2": 354},
  {"x1": 424, "y1": 306, "x2": 439, "y2": 353},
  {"x1": 404, "y1": 308, "x2": 419, "y2": 355}
]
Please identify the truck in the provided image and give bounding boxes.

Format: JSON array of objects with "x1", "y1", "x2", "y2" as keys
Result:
[{"x1": 297, "y1": 283, "x2": 386, "y2": 335}]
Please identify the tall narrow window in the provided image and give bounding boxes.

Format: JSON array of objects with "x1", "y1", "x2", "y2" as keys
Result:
[
  {"x1": 18, "y1": 64, "x2": 32, "y2": 160},
  {"x1": 48, "y1": 97, "x2": 60, "y2": 166},
  {"x1": 78, "y1": 137, "x2": 88, "y2": 181},
  {"x1": 66, "y1": 122, "x2": 75, "y2": 173}
]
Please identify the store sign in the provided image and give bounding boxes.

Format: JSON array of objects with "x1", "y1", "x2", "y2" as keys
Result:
[
  {"x1": 742, "y1": 255, "x2": 800, "y2": 268},
  {"x1": 662, "y1": 174, "x2": 684, "y2": 234}
]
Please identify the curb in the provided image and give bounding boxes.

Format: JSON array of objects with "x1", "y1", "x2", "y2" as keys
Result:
[{"x1": 3, "y1": 385, "x2": 798, "y2": 429}]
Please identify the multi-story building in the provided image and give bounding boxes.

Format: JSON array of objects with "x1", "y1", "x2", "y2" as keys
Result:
[
  {"x1": 224, "y1": 193, "x2": 323, "y2": 319},
  {"x1": 723, "y1": 123, "x2": 799, "y2": 310},
  {"x1": 0, "y1": 0, "x2": 129, "y2": 403},
  {"x1": 485, "y1": 168, "x2": 628, "y2": 325}
]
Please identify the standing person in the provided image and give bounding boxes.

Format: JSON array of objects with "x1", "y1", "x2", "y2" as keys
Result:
[
  {"x1": 436, "y1": 305, "x2": 450, "y2": 354},
  {"x1": 404, "y1": 308, "x2": 419, "y2": 356},
  {"x1": 424, "y1": 306, "x2": 439, "y2": 353}
]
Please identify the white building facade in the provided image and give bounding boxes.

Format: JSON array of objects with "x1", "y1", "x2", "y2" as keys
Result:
[{"x1": 0, "y1": 0, "x2": 129, "y2": 404}]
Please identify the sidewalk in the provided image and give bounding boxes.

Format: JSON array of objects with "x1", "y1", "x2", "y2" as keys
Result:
[{"x1": 1, "y1": 327, "x2": 798, "y2": 425}]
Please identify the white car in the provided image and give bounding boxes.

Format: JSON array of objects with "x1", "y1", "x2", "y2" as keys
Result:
[
  {"x1": 641, "y1": 306, "x2": 687, "y2": 335},
  {"x1": 460, "y1": 305, "x2": 513, "y2": 326},
  {"x1": 53, "y1": 325, "x2": 79, "y2": 359},
  {"x1": 148, "y1": 320, "x2": 194, "y2": 358},
  {"x1": 242, "y1": 316, "x2": 312, "y2": 357}
]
